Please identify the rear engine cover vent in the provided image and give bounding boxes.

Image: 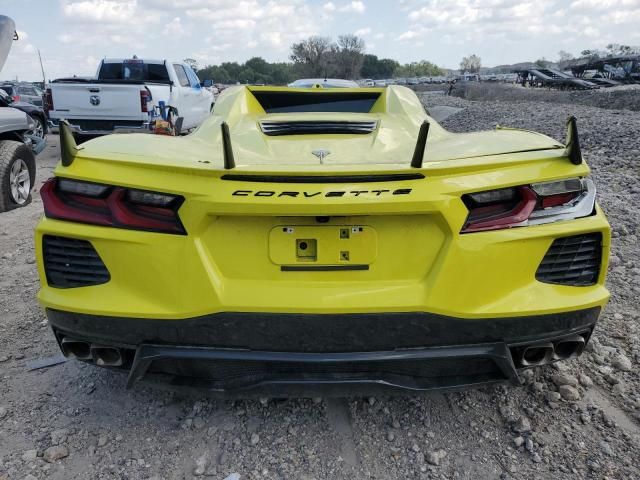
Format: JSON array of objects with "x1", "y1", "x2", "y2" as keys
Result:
[
  {"x1": 259, "y1": 120, "x2": 378, "y2": 136},
  {"x1": 43, "y1": 235, "x2": 110, "y2": 288},
  {"x1": 536, "y1": 233, "x2": 602, "y2": 286}
]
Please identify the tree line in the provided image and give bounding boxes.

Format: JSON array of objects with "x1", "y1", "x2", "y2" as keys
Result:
[{"x1": 194, "y1": 34, "x2": 445, "y2": 85}]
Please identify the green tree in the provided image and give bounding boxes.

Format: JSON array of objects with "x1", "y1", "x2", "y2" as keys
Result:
[
  {"x1": 557, "y1": 50, "x2": 574, "y2": 62},
  {"x1": 183, "y1": 58, "x2": 199, "y2": 72},
  {"x1": 290, "y1": 36, "x2": 334, "y2": 77},
  {"x1": 460, "y1": 54, "x2": 481, "y2": 74},
  {"x1": 396, "y1": 60, "x2": 443, "y2": 77},
  {"x1": 361, "y1": 54, "x2": 399, "y2": 79},
  {"x1": 334, "y1": 34, "x2": 366, "y2": 79},
  {"x1": 534, "y1": 57, "x2": 551, "y2": 68}
]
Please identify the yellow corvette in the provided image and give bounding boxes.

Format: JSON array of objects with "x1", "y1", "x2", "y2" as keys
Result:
[{"x1": 35, "y1": 85, "x2": 610, "y2": 394}]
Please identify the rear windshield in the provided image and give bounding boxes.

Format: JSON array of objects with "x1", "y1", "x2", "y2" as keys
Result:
[
  {"x1": 252, "y1": 91, "x2": 380, "y2": 113},
  {"x1": 0, "y1": 85, "x2": 14, "y2": 95},
  {"x1": 98, "y1": 62, "x2": 170, "y2": 82}
]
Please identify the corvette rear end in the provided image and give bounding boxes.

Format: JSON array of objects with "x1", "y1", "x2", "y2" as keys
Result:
[{"x1": 35, "y1": 85, "x2": 610, "y2": 395}]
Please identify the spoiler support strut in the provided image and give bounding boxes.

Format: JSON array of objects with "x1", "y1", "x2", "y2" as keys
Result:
[
  {"x1": 564, "y1": 116, "x2": 583, "y2": 165},
  {"x1": 59, "y1": 120, "x2": 81, "y2": 167},
  {"x1": 221, "y1": 121, "x2": 235, "y2": 170},
  {"x1": 411, "y1": 120, "x2": 430, "y2": 169}
]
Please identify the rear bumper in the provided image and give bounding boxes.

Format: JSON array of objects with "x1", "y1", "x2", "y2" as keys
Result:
[
  {"x1": 47, "y1": 307, "x2": 600, "y2": 395},
  {"x1": 48, "y1": 118, "x2": 150, "y2": 135}
]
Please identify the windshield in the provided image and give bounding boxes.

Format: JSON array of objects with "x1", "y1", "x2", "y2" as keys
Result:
[
  {"x1": 288, "y1": 79, "x2": 360, "y2": 88},
  {"x1": 98, "y1": 61, "x2": 170, "y2": 82}
]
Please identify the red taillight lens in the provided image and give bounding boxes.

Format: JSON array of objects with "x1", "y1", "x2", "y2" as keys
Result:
[
  {"x1": 462, "y1": 186, "x2": 537, "y2": 232},
  {"x1": 41, "y1": 178, "x2": 186, "y2": 234},
  {"x1": 140, "y1": 89, "x2": 150, "y2": 113},
  {"x1": 12, "y1": 95, "x2": 20, "y2": 102},
  {"x1": 45, "y1": 88, "x2": 54, "y2": 111},
  {"x1": 461, "y1": 178, "x2": 590, "y2": 233}
]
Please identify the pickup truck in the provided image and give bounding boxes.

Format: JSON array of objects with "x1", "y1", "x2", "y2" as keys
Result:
[{"x1": 46, "y1": 58, "x2": 214, "y2": 136}]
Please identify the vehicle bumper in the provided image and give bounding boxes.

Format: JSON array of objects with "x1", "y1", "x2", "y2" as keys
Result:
[
  {"x1": 48, "y1": 118, "x2": 150, "y2": 135},
  {"x1": 47, "y1": 307, "x2": 600, "y2": 395}
]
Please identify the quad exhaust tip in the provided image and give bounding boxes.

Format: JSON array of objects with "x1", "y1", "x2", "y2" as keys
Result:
[
  {"x1": 521, "y1": 342, "x2": 554, "y2": 366},
  {"x1": 553, "y1": 335, "x2": 585, "y2": 360},
  {"x1": 60, "y1": 337, "x2": 92, "y2": 360},
  {"x1": 90, "y1": 345, "x2": 124, "y2": 367},
  {"x1": 517, "y1": 334, "x2": 587, "y2": 367}
]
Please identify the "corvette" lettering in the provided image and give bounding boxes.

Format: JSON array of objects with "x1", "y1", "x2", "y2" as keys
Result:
[{"x1": 232, "y1": 189, "x2": 412, "y2": 197}]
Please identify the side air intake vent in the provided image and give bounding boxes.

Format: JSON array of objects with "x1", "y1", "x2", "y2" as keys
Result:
[
  {"x1": 536, "y1": 233, "x2": 602, "y2": 286},
  {"x1": 259, "y1": 120, "x2": 378, "y2": 136},
  {"x1": 43, "y1": 235, "x2": 110, "y2": 288}
]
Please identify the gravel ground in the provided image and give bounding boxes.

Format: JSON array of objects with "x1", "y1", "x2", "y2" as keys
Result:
[
  {"x1": 450, "y1": 82, "x2": 640, "y2": 112},
  {"x1": 1, "y1": 94, "x2": 639, "y2": 480}
]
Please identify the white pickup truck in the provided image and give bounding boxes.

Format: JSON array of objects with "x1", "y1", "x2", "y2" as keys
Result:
[{"x1": 46, "y1": 58, "x2": 214, "y2": 136}]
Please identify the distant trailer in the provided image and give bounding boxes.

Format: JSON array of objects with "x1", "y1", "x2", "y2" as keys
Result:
[{"x1": 513, "y1": 68, "x2": 599, "y2": 90}]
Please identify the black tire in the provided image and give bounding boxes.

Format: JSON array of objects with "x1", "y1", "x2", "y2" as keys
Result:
[{"x1": 0, "y1": 140, "x2": 36, "y2": 212}]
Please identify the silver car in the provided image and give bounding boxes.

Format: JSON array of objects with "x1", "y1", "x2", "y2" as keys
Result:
[{"x1": 0, "y1": 83, "x2": 43, "y2": 106}]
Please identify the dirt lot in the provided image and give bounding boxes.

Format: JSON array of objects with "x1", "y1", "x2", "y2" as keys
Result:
[{"x1": 1, "y1": 94, "x2": 639, "y2": 480}]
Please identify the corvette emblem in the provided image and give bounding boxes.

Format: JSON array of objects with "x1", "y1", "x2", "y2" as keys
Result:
[
  {"x1": 89, "y1": 95, "x2": 101, "y2": 106},
  {"x1": 311, "y1": 149, "x2": 330, "y2": 163}
]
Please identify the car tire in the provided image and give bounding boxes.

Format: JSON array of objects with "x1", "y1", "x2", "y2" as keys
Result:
[
  {"x1": 29, "y1": 115, "x2": 45, "y2": 139},
  {"x1": 0, "y1": 140, "x2": 36, "y2": 212}
]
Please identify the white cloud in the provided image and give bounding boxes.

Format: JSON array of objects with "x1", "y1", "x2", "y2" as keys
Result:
[
  {"x1": 354, "y1": 27, "x2": 371, "y2": 36},
  {"x1": 61, "y1": 0, "x2": 140, "y2": 24},
  {"x1": 396, "y1": 30, "x2": 420, "y2": 41},
  {"x1": 166, "y1": 17, "x2": 188, "y2": 37},
  {"x1": 339, "y1": 1, "x2": 366, "y2": 13},
  {"x1": 323, "y1": 2, "x2": 336, "y2": 11}
]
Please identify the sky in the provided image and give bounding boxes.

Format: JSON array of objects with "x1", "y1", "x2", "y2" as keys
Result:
[{"x1": 1, "y1": 0, "x2": 639, "y2": 81}]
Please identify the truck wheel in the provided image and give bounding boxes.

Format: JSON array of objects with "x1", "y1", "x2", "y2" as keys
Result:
[{"x1": 0, "y1": 140, "x2": 36, "y2": 212}]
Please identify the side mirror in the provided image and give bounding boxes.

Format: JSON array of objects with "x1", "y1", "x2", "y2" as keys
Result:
[{"x1": 202, "y1": 79, "x2": 213, "y2": 87}]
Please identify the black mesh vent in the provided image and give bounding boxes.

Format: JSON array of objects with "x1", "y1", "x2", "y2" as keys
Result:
[
  {"x1": 43, "y1": 235, "x2": 110, "y2": 288},
  {"x1": 259, "y1": 120, "x2": 378, "y2": 135},
  {"x1": 536, "y1": 233, "x2": 602, "y2": 286}
]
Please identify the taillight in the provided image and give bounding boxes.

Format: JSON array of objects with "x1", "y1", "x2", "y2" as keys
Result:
[
  {"x1": 461, "y1": 178, "x2": 595, "y2": 233},
  {"x1": 40, "y1": 178, "x2": 186, "y2": 234},
  {"x1": 140, "y1": 89, "x2": 150, "y2": 112},
  {"x1": 45, "y1": 88, "x2": 54, "y2": 111},
  {"x1": 12, "y1": 95, "x2": 20, "y2": 102}
]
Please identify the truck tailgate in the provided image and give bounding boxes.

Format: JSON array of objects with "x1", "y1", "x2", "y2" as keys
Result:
[{"x1": 50, "y1": 82, "x2": 146, "y2": 120}]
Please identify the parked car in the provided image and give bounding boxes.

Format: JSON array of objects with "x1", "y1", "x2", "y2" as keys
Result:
[
  {"x1": 0, "y1": 88, "x2": 47, "y2": 138},
  {"x1": 0, "y1": 82, "x2": 44, "y2": 106},
  {"x1": 37, "y1": 83, "x2": 609, "y2": 395},
  {"x1": 46, "y1": 58, "x2": 214, "y2": 139},
  {"x1": 361, "y1": 78, "x2": 374, "y2": 87},
  {"x1": 0, "y1": 15, "x2": 46, "y2": 213},
  {"x1": 373, "y1": 79, "x2": 387, "y2": 87}
]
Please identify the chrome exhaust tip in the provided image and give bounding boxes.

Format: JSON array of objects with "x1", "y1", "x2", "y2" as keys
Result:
[
  {"x1": 60, "y1": 337, "x2": 92, "y2": 360},
  {"x1": 90, "y1": 345, "x2": 124, "y2": 367},
  {"x1": 554, "y1": 335, "x2": 585, "y2": 360},
  {"x1": 520, "y1": 342, "x2": 554, "y2": 366}
]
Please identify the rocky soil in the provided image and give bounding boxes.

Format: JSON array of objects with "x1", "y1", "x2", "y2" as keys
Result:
[
  {"x1": 450, "y1": 82, "x2": 640, "y2": 112},
  {"x1": 1, "y1": 94, "x2": 639, "y2": 479}
]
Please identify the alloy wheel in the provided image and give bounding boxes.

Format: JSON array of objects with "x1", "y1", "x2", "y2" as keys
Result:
[
  {"x1": 29, "y1": 117, "x2": 44, "y2": 138},
  {"x1": 9, "y1": 158, "x2": 30, "y2": 204}
]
